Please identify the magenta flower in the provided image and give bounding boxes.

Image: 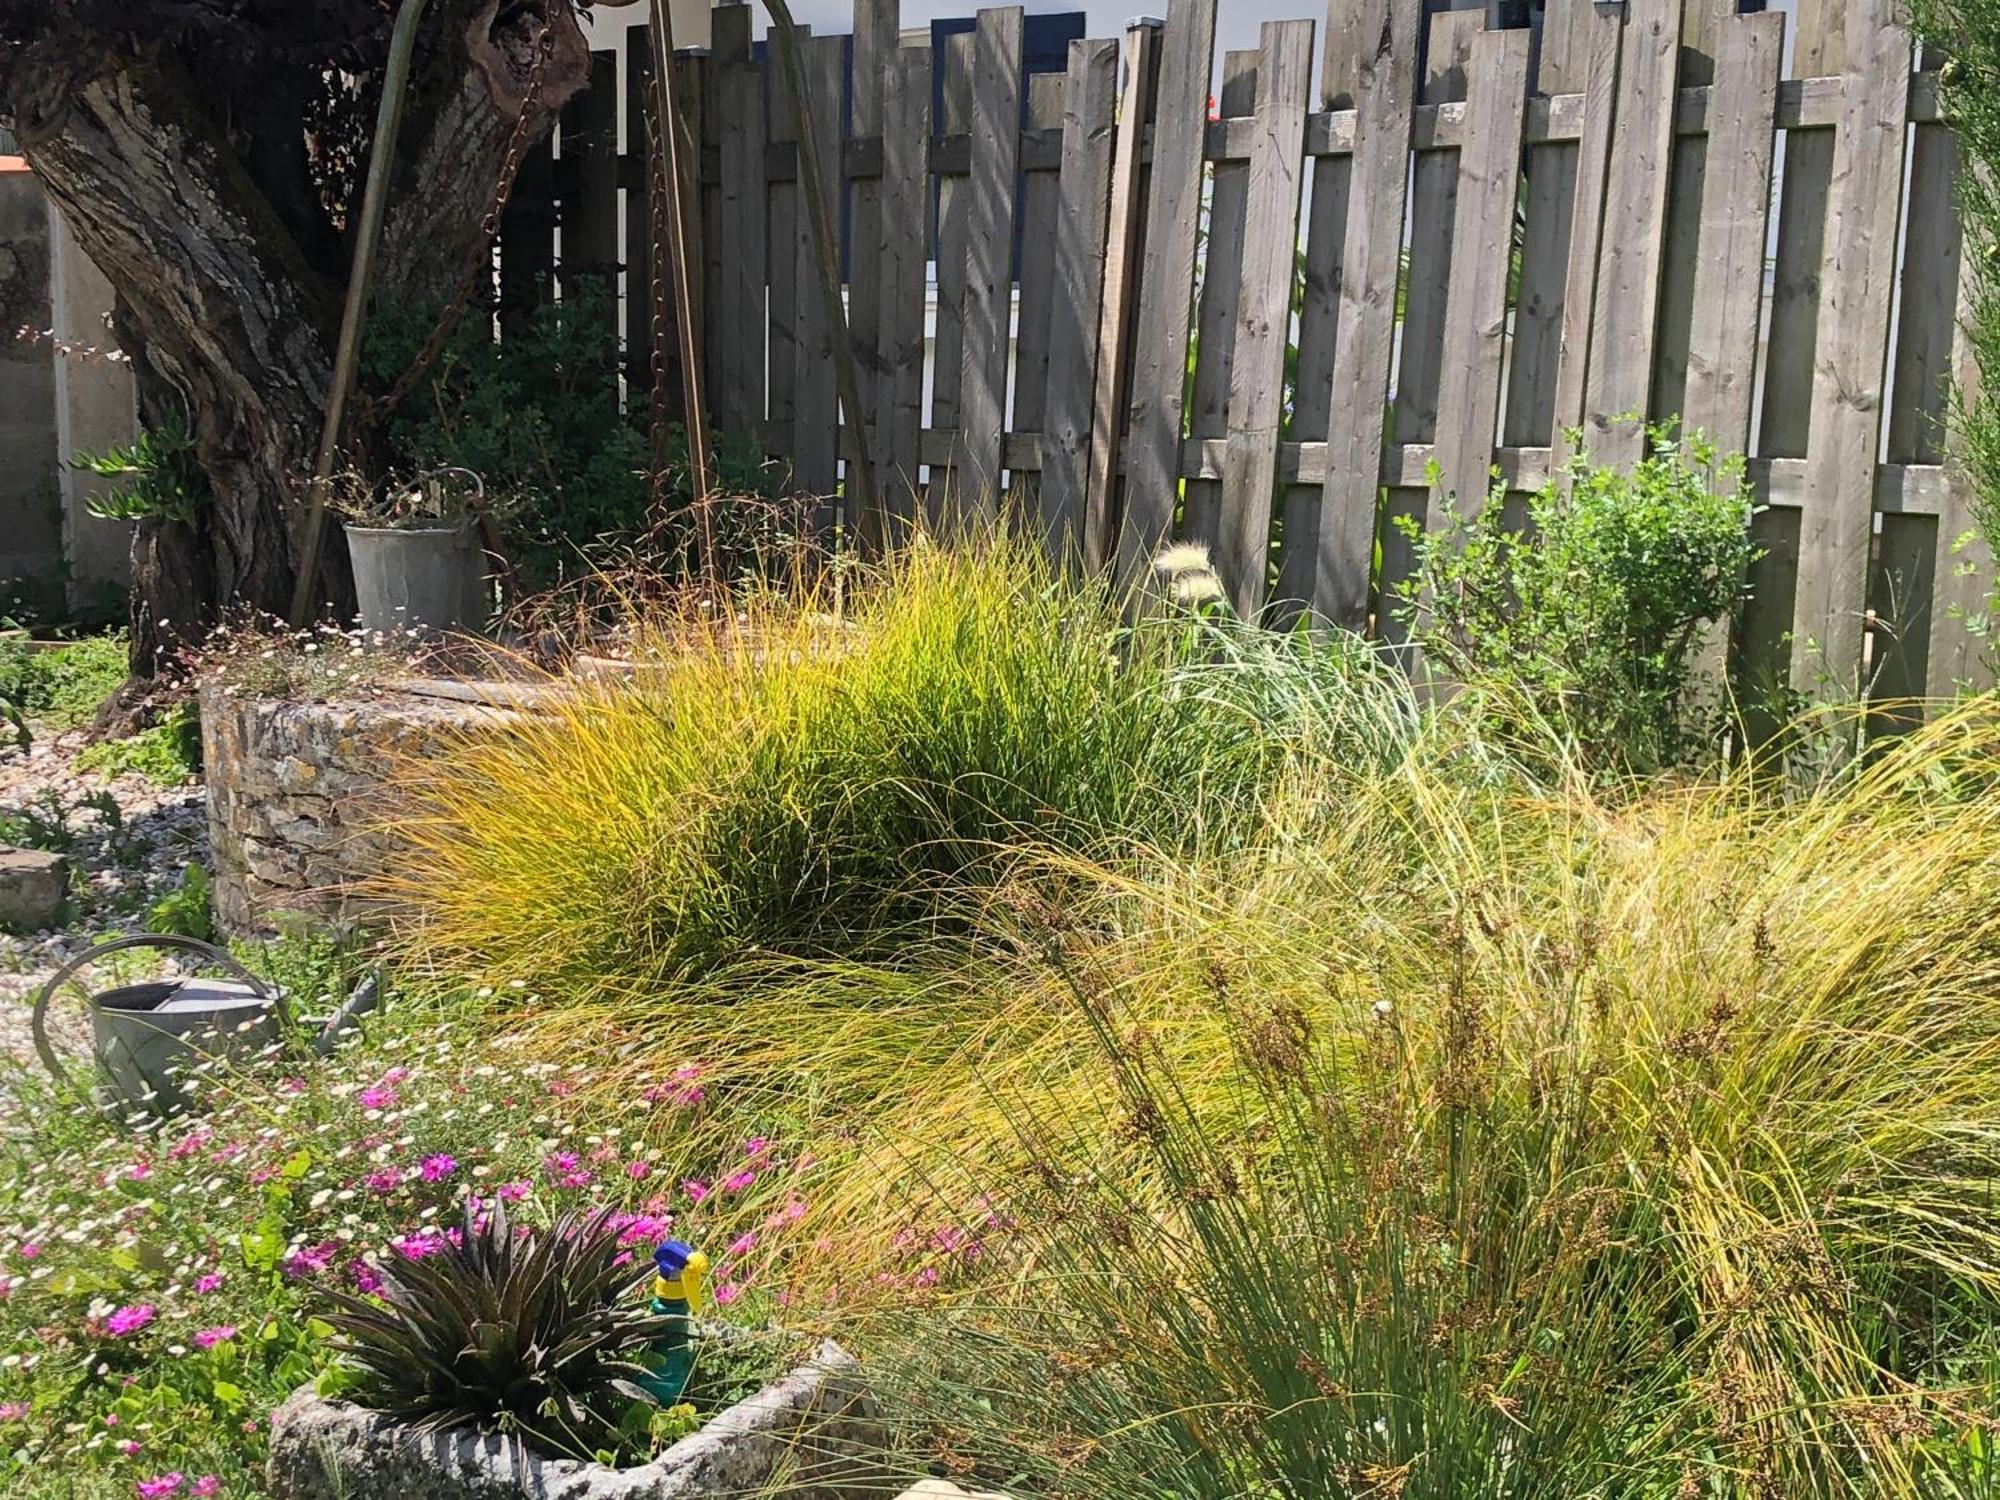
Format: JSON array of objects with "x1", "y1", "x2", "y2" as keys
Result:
[
  {"x1": 625, "y1": 1160, "x2": 651, "y2": 1180},
  {"x1": 720, "y1": 1168, "x2": 756, "y2": 1193},
  {"x1": 742, "y1": 1137, "x2": 771, "y2": 1159},
  {"x1": 351, "y1": 1259, "x2": 383, "y2": 1295},
  {"x1": 17, "y1": 1243, "x2": 39, "y2": 1261},
  {"x1": 118, "y1": 1439, "x2": 143, "y2": 1457},
  {"x1": 123, "y1": 1161, "x2": 152, "y2": 1182},
  {"x1": 192, "y1": 1325, "x2": 237, "y2": 1351},
  {"x1": 191, "y1": 1479, "x2": 220, "y2": 1498},
  {"x1": 682, "y1": 1179, "x2": 710, "y2": 1204},
  {"x1": 0, "y1": 1402, "x2": 26, "y2": 1421},
  {"x1": 496, "y1": 1180, "x2": 531, "y2": 1203},
  {"x1": 135, "y1": 1473, "x2": 184, "y2": 1498},
  {"x1": 712, "y1": 1279, "x2": 743, "y2": 1306},
  {"x1": 193, "y1": 1272, "x2": 224, "y2": 1295},
  {"x1": 282, "y1": 1242, "x2": 337, "y2": 1280},
  {"x1": 364, "y1": 1167, "x2": 402, "y2": 1194},
  {"x1": 418, "y1": 1154, "x2": 457, "y2": 1183},
  {"x1": 105, "y1": 1304, "x2": 156, "y2": 1338},
  {"x1": 725, "y1": 1231, "x2": 758, "y2": 1258}
]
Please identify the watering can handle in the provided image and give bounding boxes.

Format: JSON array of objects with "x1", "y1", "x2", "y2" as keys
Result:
[{"x1": 29, "y1": 934, "x2": 288, "y2": 1095}]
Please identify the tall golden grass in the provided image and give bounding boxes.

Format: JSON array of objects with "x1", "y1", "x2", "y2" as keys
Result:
[{"x1": 374, "y1": 545, "x2": 2000, "y2": 1492}]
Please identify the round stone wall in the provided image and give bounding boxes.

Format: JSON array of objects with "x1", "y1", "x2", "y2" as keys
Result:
[{"x1": 199, "y1": 678, "x2": 521, "y2": 936}]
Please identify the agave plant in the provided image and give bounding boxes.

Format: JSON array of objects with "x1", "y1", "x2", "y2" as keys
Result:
[{"x1": 323, "y1": 1199, "x2": 672, "y2": 1463}]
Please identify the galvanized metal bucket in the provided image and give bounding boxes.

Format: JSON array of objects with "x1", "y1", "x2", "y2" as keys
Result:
[{"x1": 30, "y1": 935, "x2": 292, "y2": 1116}]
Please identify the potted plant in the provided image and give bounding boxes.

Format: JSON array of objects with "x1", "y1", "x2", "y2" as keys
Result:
[
  {"x1": 267, "y1": 1200, "x2": 887, "y2": 1500},
  {"x1": 340, "y1": 467, "x2": 493, "y2": 636}
]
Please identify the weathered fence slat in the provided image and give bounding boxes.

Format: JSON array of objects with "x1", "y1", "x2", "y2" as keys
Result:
[
  {"x1": 562, "y1": 49, "x2": 622, "y2": 348},
  {"x1": 953, "y1": 5, "x2": 1026, "y2": 521},
  {"x1": 1583, "y1": 0, "x2": 1683, "y2": 465},
  {"x1": 1681, "y1": 10, "x2": 1783, "y2": 455},
  {"x1": 849, "y1": 0, "x2": 898, "y2": 466},
  {"x1": 1082, "y1": 20, "x2": 1159, "y2": 574},
  {"x1": 875, "y1": 40, "x2": 931, "y2": 529},
  {"x1": 928, "y1": 32, "x2": 977, "y2": 519},
  {"x1": 1011, "y1": 71, "x2": 1070, "y2": 457},
  {"x1": 626, "y1": 33, "x2": 657, "y2": 404},
  {"x1": 1180, "y1": 50, "x2": 1259, "y2": 553},
  {"x1": 791, "y1": 34, "x2": 846, "y2": 503},
  {"x1": 1431, "y1": 23, "x2": 1532, "y2": 523},
  {"x1": 1302, "y1": 0, "x2": 1422, "y2": 628},
  {"x1": 766, "y1": 25, "x2": 805, "y2": 466},
  {"x1": 1792, "y1": 0, "x2": 1912, "y2": 693},
  {"x1": 710, "y1": 5, "x2": 764, "y2": 435},
  {"x1": 1039, "y1": 36, "x2": 1119, "y2": 562},
  {"x1": 1115, "y1": 0, "x2": 1218, "y2": 585},
  {"x1": 1215, "y1": 19, "x2": 1313, "y2": 619}
]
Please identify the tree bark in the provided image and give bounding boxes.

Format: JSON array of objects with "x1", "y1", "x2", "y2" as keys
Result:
[{"x1": 1, "y1": 1, "x2": 587, "y2": 672}]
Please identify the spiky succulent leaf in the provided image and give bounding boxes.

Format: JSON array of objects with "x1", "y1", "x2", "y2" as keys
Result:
[{"x1": 322, "y1": 1201, "x2": 673, "y2": 1462}]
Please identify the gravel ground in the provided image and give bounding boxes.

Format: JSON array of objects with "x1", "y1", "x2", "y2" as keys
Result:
[{"x1": 0, "y1": 727, "x2": 208, "y2": 1074}]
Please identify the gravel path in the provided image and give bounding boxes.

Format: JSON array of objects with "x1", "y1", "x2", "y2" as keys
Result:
[{"x1": 0, "y1": 727, "x2": 208, "y2": 1075}]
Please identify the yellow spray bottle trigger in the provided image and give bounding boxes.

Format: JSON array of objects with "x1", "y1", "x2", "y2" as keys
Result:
[{"x1": 652, "y1": 1242, "x2": 710, "y2": 1314}]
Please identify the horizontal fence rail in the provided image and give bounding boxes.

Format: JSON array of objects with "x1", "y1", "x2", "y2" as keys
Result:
[{"x1": 503, "y1": 0, "x2": 1993, "y2": 706}]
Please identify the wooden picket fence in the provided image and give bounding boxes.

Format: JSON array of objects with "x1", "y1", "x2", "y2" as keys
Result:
[{"x1": 503, "y1": 0, "x2": 1992, "y2": 702}]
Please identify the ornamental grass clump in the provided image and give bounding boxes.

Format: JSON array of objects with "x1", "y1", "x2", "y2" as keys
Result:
[
  {"x1": 841, "y1": 700, "x2": 2000, "y2": 1497},
  {"x1": 382, "y1": 539, "x2": 1415, "y2": 995}
]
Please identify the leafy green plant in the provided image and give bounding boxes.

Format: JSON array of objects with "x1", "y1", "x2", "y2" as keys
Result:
[
  {"x1": 0, "y1": 632, "x2": 129, "y2": 744},
  {"x1": 322, "y1": 1200, "x2": 671, "y2": 1464},
  {"x1": 145, "y1": 863, "x2": 213, "y2": 942},
  {"x1": 1397, "y1": 423, "x2": 1758, "y2": 770},
  {"x1": 73, "y1": 418, "x2": 208, "y2": 527},
  {"x1": 76, "y1": 703, "x2": 201, "y2": 784}
]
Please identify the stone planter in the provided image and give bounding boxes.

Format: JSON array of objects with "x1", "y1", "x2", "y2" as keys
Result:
[
  {"x1": 345, "y1": 523, "x2": 488, "y2": 636},
  {"x1": 267, "y1": 1339, "x2": 891, "y2": 1500}
]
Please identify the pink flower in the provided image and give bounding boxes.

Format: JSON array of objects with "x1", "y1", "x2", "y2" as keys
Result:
[
  {"x1": 105, "y1": 1304, "x2": 156, "y2": 1338},
  {"x1": 191, "y1": 1479, "x2": 220, "y2": 1498},
  {"x1": 764, "y1": 1197, "x2": 809, "y2": 1229},
  {"x1": 135, "y1": 1473, "x2": 184, "y2": 1498},
  {"x1": 725, "y1": 1231, "x2": 758, "y2": 1258},
  {"x1": 364, "y1": 1167, "x2": 402, "y2": 1194},
  {"x1": 682, "y1": 1179, "x2": 710, "y2": 1204},
  {"x1": 720, "y1": 1169, "x2": 756, "y2": 1193},
  {"x1": 419, "y1": 1154, "x2": 457, "y2": 1183},
  {"x1": 351, "y1": 1259, "x2": 383, "y2": 1295},
  {"x1": 0, "y1": 1402, "x2": 27, "y2": 1421},
  {"x1": 17, "y1": 1243, "x2": 39, "y2": 1261},
  {"x1": 118, "y1": 1439, "x2": 143, "y2": 1457},
  {"x1": 358, "y1": 1083, "x2": 397, "y2": 1111},
  {"x1": 496, "y1": 1180, "x2": 531, "y2": 1203},
  {"x1": 742, "y1": 1138, "x2": 770, "y2": 1159},
  {"x1": 278, "y1": 1076, "x2": 308, "y2": 1094},
  {"x1": 712, "y1": 1279, "x2": 743, "y2": 1306},
  {"x1": 123, "y1": 1161, "x2": 152, "y2": 1182},
  {"x1": 282, "y1": 1242, "x2": 337, "y2": 1280},
  {"x1": 625, "y1": 1161, "x2": 651, "y2": 1180},
  {"x1": 166, "y1": 1131, "x2": 210, "y2": 1162},
  {"x1": 192, "y1": 1325, "x2": 236, "y2": 1351},
  {"x1": 391, "y1": 1229, "x2": 449, "y2": 1261},
  {"x1": 193, "y1": 1272, "x2": 224, "y2": 1295}
]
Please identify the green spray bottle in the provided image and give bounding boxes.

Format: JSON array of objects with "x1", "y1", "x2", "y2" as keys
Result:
[{"x1": 637, "y1": 1238, "x2": 710, "y2": 1405}]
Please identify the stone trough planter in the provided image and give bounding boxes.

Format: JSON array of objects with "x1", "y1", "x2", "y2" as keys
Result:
[{"x1": 267, "y1": 1339, "x2": 890, "y2": 1500}]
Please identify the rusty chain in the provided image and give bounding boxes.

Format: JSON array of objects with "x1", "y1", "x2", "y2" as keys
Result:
[{"x1": 363, "y1": 0, "x2": 559, "y2": 429}]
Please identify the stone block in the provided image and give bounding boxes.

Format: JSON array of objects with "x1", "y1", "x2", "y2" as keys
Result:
[{"x1": 0, "y1": 844, "x2": 67, "y2": 931}]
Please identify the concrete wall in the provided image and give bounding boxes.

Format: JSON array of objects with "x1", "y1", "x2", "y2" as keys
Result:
[
  {"x1": 0, "y1": 166, "x2": 63, "y2": 618},
  {"x1": 0, "y1": 164, "x2": 133, "y2": 625},
  {"x1": 47, "y1": 203, "x2": 135, "y2": 617}
]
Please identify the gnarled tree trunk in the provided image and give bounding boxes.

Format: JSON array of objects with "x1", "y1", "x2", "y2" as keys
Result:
[{"x1": 0, "y1": 0, "x2": 589, "y2": 672}]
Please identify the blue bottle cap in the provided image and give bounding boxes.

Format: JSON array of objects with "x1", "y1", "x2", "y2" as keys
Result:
[{"x1": 654, "y1": 1238, "x2": 694, "y2": 1277}]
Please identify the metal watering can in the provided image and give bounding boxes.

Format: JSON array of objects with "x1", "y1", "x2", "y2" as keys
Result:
[{"x1": 30, "y1": 935, "x2": 300, "y2": 1116}]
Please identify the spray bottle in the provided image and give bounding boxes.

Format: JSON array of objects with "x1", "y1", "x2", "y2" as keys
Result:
[{"x1": 638, "y1": 1238, "x2": 710, "y2": 1406}]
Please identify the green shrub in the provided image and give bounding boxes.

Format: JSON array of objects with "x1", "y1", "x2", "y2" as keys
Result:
[
  {"x1": 144, "y1": 863, "x2": 212, "y2": 942},
  {"x1": 362, "y1": 288, "x2": 777, "y2": 591},
  {"x1": 1398, "y1": 424, "x2": 1758, "y2": 770},
  {"x1": 0, "y1": 632, "x2": 129, "y2": 738},
  {"x1": 73, "y1": 417, "x2": 208, "y2": 526},
  {"x1": 386, "y1": 542, "x2": 1417, "y2": 993},
  {"x1": 75, "y1": 702, "x2": 201, "y2": 784}
]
